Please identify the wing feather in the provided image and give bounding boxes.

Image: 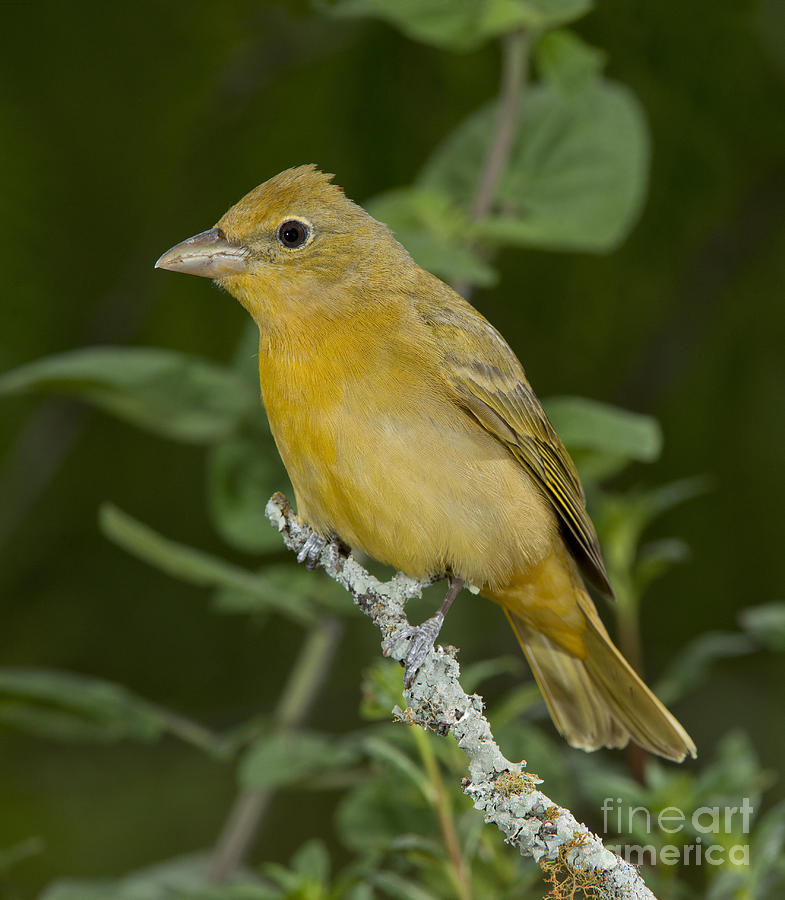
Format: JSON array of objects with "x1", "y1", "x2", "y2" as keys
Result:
[{"x1": 417, "y1": 293, "x2": 613, "y2": 596}]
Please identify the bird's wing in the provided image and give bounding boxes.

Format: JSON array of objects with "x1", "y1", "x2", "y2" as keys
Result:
[{"x1": 417, "y1": 293, "x2": 613, "y2": 596}]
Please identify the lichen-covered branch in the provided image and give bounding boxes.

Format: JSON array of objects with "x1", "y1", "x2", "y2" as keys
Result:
[{"x1": 265, "y1": 493, "x2": 657, "y2": 900}]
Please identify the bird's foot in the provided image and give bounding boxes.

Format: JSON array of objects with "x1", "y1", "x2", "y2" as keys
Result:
[
  {"x1": 383, "y1": 612, "x2": 446, "y2": 689},
  {"x1": 296, "y1": 532, "x2": 328, "y2": 570},
  {"x1": 383, "y1": 576, "x2": 464, "y2": 688}
]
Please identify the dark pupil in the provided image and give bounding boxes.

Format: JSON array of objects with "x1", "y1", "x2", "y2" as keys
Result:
[{"x1": 282, "y1": 224, "x2": 303, "y2": 246}]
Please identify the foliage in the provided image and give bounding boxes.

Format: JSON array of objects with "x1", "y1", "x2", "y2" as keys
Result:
[
  {"x1": 319, "y1": 0, "x2": 593, "y2": 52},
  {"x1": 0, "y1": 348, "x2": 255, "y2": 444},
  {"x1": 0, "y1": 2, "x2": 781, "y2": 899},
  {"x1": 417, "y1": 78, "x2": 648, "y2": 254}
]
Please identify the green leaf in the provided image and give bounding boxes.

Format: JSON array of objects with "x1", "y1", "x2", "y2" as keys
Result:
[
  {"x1": 239, "y1": 730, "x2": 360, "y2": 789},
  {"x1": 567, "y1": 452, "x2": 631, "y2": 485},
  {"x1": 207, "y1": 433, "x2": 289, "y2": 554},
  {"x1": 655, "y1": 632, "x2": 757, "y2": 705},
  {"x1": 461, "y1": 655, "x2": 522, "y2": 693},
  {"x1": 259, "y1": 862, "x2": 301, "y2": 895},
  {"x1": 343, "y1": 885, "x2": 375, "y2": 900},
  {"x1": 0, "y1": 837, "x2": 45, "y2": 875},
  {"x1": 336, "y1": 774, "x2": 435, "y2": 853},
  {"x1": 739, "y1": 602, "x2": 785, "y2": 653},
  {"x1": 209, "y1": 566, "x2": 311, "y2": 615},
  {"x1": 290, "y1": 839, "x2": 330, "y2": 883},
  {"x1": 0, "y1": 347, "x2": 256, "y2": 443},
  {"x1": 370, "y1": 871, "x2": 440, "y2": 900},
  {"x1": 638, "y1": 476, "x2": 711, "y2": 521},
  {"x1": 487, "y1": 682, "x2": 544, "y2": 727},
  {"x1": 689, "y1": 733, "x2": 767, "y2": 828},
  {"x1": 704, "y1": 795, "x2": 785, "y2": 900},
  {"x1": 363, "y1": 735, "x2": 432, "y2": 800},
  {"x1": 319, "y1": 0, "x2": 591, "y2": 52},
  {"x1": 544, "y1": 396, "x2": 662, "y2": 462},
  {"x1": 184, "y1": 889, "x2": 280, "y2": 900},
  {"x1": 597, "y1": 477, "x2": 708, "y2": 575},
  {"x1": 261, "y1": 842, "x2": 332, "y2": 897},
  {"x1": 633, "y1": 538, "x2": 690, "y2": 595},
  {"x1": 746, "y1": 801, "x2": 785, "y2": 895},
  {"x1": 359, "y1": 658, "x2": 406, "y2": 721},
  {"x1": 573, "y1": 763, "x2": 651, "y2": 823},
  {"x1": 534, "y1": 28, "x2": 606, "y2": 96},
  {"x1": 0, "y1": 668, "x2": 166, "y2": 743},
  {"x1": 40, "y1": 882, "x2": 122, "y2": 900},
  {"x1": 40, "y1": 853, "x2": 276, "y2": 900},
  {"x1": 513, "y1": 0, "x2": 593, "y2": 29},
  {"x1": 212, "y1": 570, "x2": 352, "y2": 622},
  {"x1": 366, "y1": 188, "x2": 497, "y2": 287},
  {"x1": 421, "y1": 78, "x2": 649, "y2": 252},
  {"x1": 100, "y1": 504, "x2": 315, "y2": 625}
]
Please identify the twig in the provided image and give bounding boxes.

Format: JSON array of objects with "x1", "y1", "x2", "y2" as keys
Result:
[
  {"x1": 266, "y1": 493, "x2": 658, "y2": 900},
  {"x1": 454, "y1": 29, "x2": 530, "y2": 300},
  {"x1": 470, "y1": 29, "x2": 530, "y2": 222},
  {"x1": 208, "y1": 616, "x2": 343, "y2": 883},
  {"x1": 412, "y1": 723, "x2": 473, "y2": 900}
]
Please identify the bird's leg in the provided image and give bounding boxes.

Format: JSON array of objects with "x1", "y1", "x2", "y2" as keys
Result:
[{"x1": 383, "y1": 575, "x2": 465, "y2": 688}]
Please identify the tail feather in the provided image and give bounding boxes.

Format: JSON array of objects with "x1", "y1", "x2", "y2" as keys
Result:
[
  {"x1": 581, "y1": 618, "x2": 697, "y2": 761},
  {"x1": 505, "y1": 610, "x2": 629, "y2": 752},
  {"x1": 501, "y1": 590, "x2": 697, "y2": 762}
]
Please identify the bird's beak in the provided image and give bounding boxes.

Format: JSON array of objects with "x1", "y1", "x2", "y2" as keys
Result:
[{"x1": 154, "y1": 227, "x2": 249, "y2": 278}]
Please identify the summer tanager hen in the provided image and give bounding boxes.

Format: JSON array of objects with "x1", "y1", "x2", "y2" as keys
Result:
[{"x1": 156, "y1": 165, "x2": 696, "y2": 762}]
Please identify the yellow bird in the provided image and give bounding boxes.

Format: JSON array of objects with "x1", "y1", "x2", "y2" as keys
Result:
[{"x1": 156, "y1": 165, "x2": 696, "y2": 762}]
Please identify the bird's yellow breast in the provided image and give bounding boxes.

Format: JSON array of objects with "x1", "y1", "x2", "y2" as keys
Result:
[{"x1": 257, "y1": 308, "x2": 556, "y2": 590}]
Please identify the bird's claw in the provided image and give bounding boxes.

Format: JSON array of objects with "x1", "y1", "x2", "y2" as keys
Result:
[
  {"x1": 297, "y1": 532, "x2": 328, "y2": 569},
  {"x1": 383, "y1": 612, "x2": 445, "y2": 688}
]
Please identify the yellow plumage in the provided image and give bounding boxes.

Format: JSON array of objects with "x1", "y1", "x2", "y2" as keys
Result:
[{"x1": 156, "y1": 165, "x2": 696, "y2": 762}]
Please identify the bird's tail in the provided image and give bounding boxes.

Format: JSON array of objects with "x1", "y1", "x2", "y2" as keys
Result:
[{"x1": 485, "y1": 554, "x2": 697, "y2": 762}]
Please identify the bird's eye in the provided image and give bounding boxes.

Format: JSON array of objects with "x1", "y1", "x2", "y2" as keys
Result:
[{"x1": 277, "y1": 219, "x2": 311, "y2": 249}]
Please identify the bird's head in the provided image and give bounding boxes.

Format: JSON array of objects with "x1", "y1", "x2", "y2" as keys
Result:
[{"x1": 155, "y1": 165, "x2": 411, "y2": 326}]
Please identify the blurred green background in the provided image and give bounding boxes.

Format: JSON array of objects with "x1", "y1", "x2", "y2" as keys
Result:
[{"x1": 1, "y1": 1, "x2": 784, "y2": 897}]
